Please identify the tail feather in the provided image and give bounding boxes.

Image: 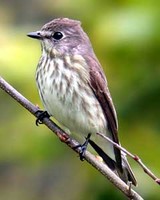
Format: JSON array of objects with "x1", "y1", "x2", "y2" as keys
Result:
[
  {"x1": 120, "y1": 152, "x2": 137, "y2": 186},
  {"x1": 88, "y1": 139, "x2": 137, "y2": 186},
  {"x1": 89, "y1": 139, "x2": 116, "y2": 171}
]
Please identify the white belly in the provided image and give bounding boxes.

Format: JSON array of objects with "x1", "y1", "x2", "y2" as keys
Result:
[
  {"x1": 36, "y1": 57, "x2": 107, "y2": 137},
  {"x1": 36, "y1": 54, "x2": 116, "y2": 161}
]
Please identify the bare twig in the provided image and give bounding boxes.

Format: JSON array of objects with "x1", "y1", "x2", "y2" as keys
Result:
[
  {"x1": 97, "y1": 132, "x2": 160, "y2": 185},
  {"x1": 0, "y1": 76, "x2": 143, "y2": 199}
]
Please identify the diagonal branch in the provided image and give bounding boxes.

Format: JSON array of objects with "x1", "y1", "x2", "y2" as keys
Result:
[
  {"x1": 0, "y1": 76, "x2": 143, "y2": 200},
  {"x1": 97, "y1": 132, "x2": 160, "y2": 185}
]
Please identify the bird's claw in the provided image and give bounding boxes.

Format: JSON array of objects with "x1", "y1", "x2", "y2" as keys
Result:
[
  {"x1": 74, "y1": 133, "x2": 91, "y2": 161},
  {"x1": 35, "y1": 110, "x2": 50, "y2": 126}
]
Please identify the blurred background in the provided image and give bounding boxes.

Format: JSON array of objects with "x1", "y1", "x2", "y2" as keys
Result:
[{"x1": 0, "y1": 0, "x2": 160, "y2": 199}]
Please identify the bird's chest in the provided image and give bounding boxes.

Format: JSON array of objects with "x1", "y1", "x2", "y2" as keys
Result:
[{"x1": 36, "y1": 56, "x2": 106, "y2": 134}]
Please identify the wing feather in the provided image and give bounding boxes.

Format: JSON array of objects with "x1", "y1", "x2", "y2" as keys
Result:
[{"x1": 85, "y1": 55, "x2": 122, "y2": 170}]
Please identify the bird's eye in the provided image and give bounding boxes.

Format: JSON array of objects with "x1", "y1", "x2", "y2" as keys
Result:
[{"x1": 52, "y1": 32, "x2": 63, "y2": 40}]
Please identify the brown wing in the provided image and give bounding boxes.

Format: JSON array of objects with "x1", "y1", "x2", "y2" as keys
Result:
[{"x1": 85, "y1": 55, "x2": 122, "y2": 170}]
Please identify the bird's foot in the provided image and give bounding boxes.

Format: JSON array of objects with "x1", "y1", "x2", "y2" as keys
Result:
[
  {"x1": 35, "y1": 110, "x2": 50, "y2": 126},
  {"x1": 74, "y1": 133, "x2": 91, "y2": 161}
]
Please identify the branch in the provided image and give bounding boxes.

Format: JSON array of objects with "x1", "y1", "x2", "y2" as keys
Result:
[
  {"x1": 0, "y1": 76, "x2": 143, "y2": 200},
  {"x1": 97, "y1": 132, "x2": 160, "y2": 185}
]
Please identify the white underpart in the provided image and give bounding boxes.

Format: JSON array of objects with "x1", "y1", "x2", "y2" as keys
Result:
[{"x1": 36, "y1": 49, "x2": 115, "y2": 159}]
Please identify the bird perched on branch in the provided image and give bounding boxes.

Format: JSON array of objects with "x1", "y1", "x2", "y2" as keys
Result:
[{"x1": 27, "y1": 18, "x2": 137, "y2": 186}]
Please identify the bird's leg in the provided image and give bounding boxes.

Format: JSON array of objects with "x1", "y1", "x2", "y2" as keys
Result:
[
  {"x1": 74, "y1": 133, "x2": 91, "y2": 161},
  {"x1": 35, "y1": 110, "x2": 50, "y2": 126}
]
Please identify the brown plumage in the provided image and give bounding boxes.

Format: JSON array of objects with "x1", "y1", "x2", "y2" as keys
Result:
[{"x1": 27, "y1": 18, "x2": 137, "y2": 186}]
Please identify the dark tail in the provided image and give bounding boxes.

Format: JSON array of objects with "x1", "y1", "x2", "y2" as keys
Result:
[{"x1": 88, "y1": 139, "x2": 137, "y2": 186}]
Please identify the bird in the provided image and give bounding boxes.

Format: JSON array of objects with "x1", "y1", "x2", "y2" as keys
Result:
[{"x1": 27, "y1": 18, "x2": 137, "y2": 186}]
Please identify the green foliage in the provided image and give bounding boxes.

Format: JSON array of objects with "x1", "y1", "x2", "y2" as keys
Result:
[{"x1": 0, "y1": 1, "x2": 160, "y2": 199}]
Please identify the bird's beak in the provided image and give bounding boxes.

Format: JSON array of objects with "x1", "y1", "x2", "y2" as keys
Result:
[{"x1": 27, "y1": 31, "x2": 42, "y2": 39}]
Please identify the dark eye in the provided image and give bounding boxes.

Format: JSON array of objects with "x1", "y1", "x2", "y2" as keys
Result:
[{"x1": 52, "y1": 32, "x2": 63, "y2": 40}]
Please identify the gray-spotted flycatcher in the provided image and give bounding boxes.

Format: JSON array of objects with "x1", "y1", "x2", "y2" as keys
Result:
[{"x1": 27, "y1": 18, "x2": 137, "y2": 186}]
